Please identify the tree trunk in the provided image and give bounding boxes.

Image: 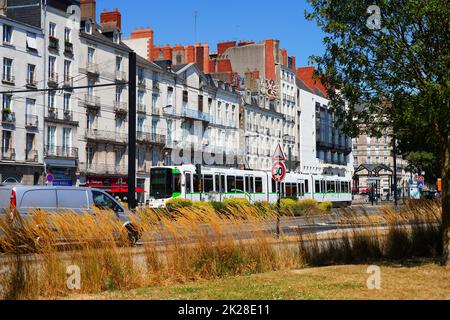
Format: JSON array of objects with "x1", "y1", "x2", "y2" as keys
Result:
[{"x1": 442, "y1": 139, "x2": 450, "y2": 264}]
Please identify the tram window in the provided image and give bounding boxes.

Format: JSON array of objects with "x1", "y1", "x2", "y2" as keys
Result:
[
  {"x1": 245, "y1": 176, "x2": 249, "y2": 192},
  {"x1": 249, "y1": 177, "x2": 254, "y2": 193},
  {"x1": 305, "y1": 180, "x2": 309, "y2": 193},
  {"x1": 298, "y1": 183, "x2": 303, "y2": 196},
  {"x1": 193, "y1": 174, "x2": 201, "y2": 192},
  {"x1": 255, "y1": 177, "x2": 263, "y2": 193},
  {"x1": 315, "y1": 180, "x2": 320, "y2": 193},
  {"x1": 220, "y1": 175, "x2": 226, "y2": 193},
  {"x1": 227, "y1": 176, "x2": 236, "y2": 193},
  {"x1": 272, "y1": 179, "x2": 277, "y2": 193},
  {"x1": 285, "y1": 183, "x2": 292, "y2": 197},
  {"x1": 185, "y1": 173, "x2": 192, "y2": 193},
  {"x1": 321, "y1": 181, "x2": 326, "y2": 193},
  {"x1": 236, "y1": 176, "x2": 244, "y2": 192},
  {"x1": 174, "y1": 174, "x2": 181, "y2": 193},
  {"x1": 215, "y1": 175, "x2": 220, "y2": 192},
  {"x1": 204, "y1": 175, "x2": 214, "y2": 192},
  {"x1": 292, "y1": 183, "x2": 298, "y2": 197},
  {"x1": 337, "y1": 181, "x2": 341, "y2": 193}
]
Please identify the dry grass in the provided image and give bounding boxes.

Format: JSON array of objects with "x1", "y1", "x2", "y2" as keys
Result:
[
  {"x1": 0, "y1": 200, "x2": 444, "y2": 300},
  {"x1": 64, "y1": 260, "x2": 450, "y2": 300}
]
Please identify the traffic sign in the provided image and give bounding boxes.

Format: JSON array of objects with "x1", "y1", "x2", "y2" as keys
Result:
[
  {"x1": 418, "y1": 181, "x2": 425, "y2": 189},
  {"x1": 272, "y1": 143, "x2": 286, "y2": 162},
  {"x1": 272, "y1": 162, "x2": 287, "y2": 182},
  {"x1": 46, "y1": 173, "x2": 54, "y2": 183}
]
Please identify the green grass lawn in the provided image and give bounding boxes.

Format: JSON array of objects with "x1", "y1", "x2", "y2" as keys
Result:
[{"x1": 66, "y1": 260, "x2": 450, "y2": 300}]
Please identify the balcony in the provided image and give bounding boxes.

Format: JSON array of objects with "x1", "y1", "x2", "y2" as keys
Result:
[
  {"x1": 63, "y1": 109, "x2": 74, "y2": 122},
  {"x1": 25, "y1": 114, "x2": 39, "y2": 128},
  {"x1": 26, "y1": 78, "x2": 38, "y2": 89},
  {"x1": 45, "y1": 146, "x2": 78, "y2": 159},
  {"x1": 48, "y1": 36, "x2": 59, "y2": 51},
  {"x1": 115, "y1": 70, "x2": 127, "y2": 82},
  {"x1": 45, "y1": 108, "x2": 78, "y2": 126},
  {"x1": 138, "y1": 77, "x2": 146, "y2": 88},
  {"x1": 114, "y1": 101, "x2": 128, "y2": 116},
  {"x1": 83, "y1": 163, "x2": 127, "y2": 176},
  {"x1": 25, "y1": 149, "x2": 38, "y2": 162},
  {"x1": 180, "y1": 108, "x2": 211, "y2": 123},
  {"x1": 83, "y1": 95, "x2": 101, "y2": 112},
  {"x1": 85, "y1": 129, "x2": 128, "y2": 145},
  {"x1": 2, "y1": 74, "x2": 15, "y2": 85},
  {"x1": 63, "y1": 75, "x2": 73, "y2": 89},
  {"x1": 137, "y1": 162, "x2": 147, "y2": 174},
  {"x1": 137, "y1": 131, "x2": 166, "y2": 145},
  {"x1": 64, "y1": 41, "x2": 73, "y2": 55},
  {"x1": 150, "y1": 107, "x2": 160, "y2": 116},
  {"x1": 1, "y1": 148, "x2": 15, "y2": 161},
  {"x1": 48, "y1": 73, "x2": 58, "y2": 87},
  {"x1": 46, "y1": 107, "x2": 58, "y2": 120},
  {"x1": 137, "y1": 103, "x2": 146, "y2": 114},
  {"x1": 85, "y1": 62, "x2": 99, "y2": 77},
  {"x1": 283, "y1": 114, "x2": 296, "y2": 123},
  {"x1": 283, "y1": 135, "x2": 296, "y2": 144},
  {"x1": 1, "y1": 111, "x2": 15, "y2": 125}
]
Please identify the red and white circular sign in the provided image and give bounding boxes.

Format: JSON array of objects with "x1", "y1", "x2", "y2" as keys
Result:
[{"x1": 272, "y1": 162, "x2": 286, "y2": 182}]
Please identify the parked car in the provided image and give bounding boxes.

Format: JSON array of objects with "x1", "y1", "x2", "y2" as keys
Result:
[{"x1": 0, "y1": 185, "x2": 141, "y2": 246}]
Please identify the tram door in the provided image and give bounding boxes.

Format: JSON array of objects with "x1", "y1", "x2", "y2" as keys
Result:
[
  {"x1": 298, "y1": 180, "x2": 305, "y2": 199},
  {"x1": 217, "y1": 173, "x2": 226, "y2": 201},
  {"x1": 185, "y1": 172, "x2": 193, "y2": 201}
]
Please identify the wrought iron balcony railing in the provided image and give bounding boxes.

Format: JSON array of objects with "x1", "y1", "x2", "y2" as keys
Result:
[
  {"x1": 44, "y1": 146, "x2": 78, "y2": 159},
  {"x1": 1, "y1": 148, "x2": 15, "y2": 160}
]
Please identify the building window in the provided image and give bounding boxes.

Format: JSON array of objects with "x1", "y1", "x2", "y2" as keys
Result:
[
  {"x1": 116, "y1": 56, "x2": 122, "y2": 72},
  {"x1": 87, "y1": 47, "x2": 95, "y2": 64},
  {"x1": 62, "y1": 128, "x2": 72, "y2": 150},
  {"x1": 49, "y1": 22, "x2": 56, "y2": 37},
  {"x1": 27, "y1": 64, "x2": 36, "y2": 85},
  {"x1": 85, "y1": 21, "x2": 92, "y2": 34},
  {"x1": 46, "y1": 126, "x2": 56, "y2": 152},
  {"x1": 113, "y1": 30, "x2": 120, "y2": 44},
  {"x1": 115, "y1": 149, "x2": 122, "y2": 167},
  {"x1": 167, "y1": 87, "x2": 173, "y2": 106},
  {"x1": 26, "y1": 98, "x2": 35, "y2": 116},
  {"x1": 2, "y1": 94, "x2": 12, "y2": 110},
  {"x1": 48, "y1": 91, "x2": 55, "y2": 109},
  {"x1": 64, "y1": 27, "x2": 71, "y2": 42},
  {"x1": 63, "y1": 93, "x2": 71, "y2": 111},
  {"x1": 48, "y1": 56, "x2": 56, "y2": 79},
  {"x1": 3, "y1": 25, "x2": 12, "y2": 44},
  {"x1": 64, "y1": 60, "x2": 71, "y2": 80},
  {"x1": 26, "y1": 32, "x2": 37, "y2": 52},
  {"x1": 87, "y1": 146, "x2": 94, "y2": 167},
  {"x1": 3, "y1": 58, "x2": 13, "y2": 82}
]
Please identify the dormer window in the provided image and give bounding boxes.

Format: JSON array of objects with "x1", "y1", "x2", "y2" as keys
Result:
[
  {"x1": 85, "y1": 21, "x2": 92, "y2": 34},
  {"x1": 113, "y1": 30, "x2": 120, "y2": 44}
]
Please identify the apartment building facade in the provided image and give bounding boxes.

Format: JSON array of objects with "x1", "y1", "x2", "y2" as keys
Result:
[
  {"x1": 352, "y1": 132, "x2": 411, "y2": 195},
  {"x1": 0, "y1": 14, "x2": 45, "y2": 184},
  {"x1": 77, "y1": 3, "x2": 131, "y2": 190},
  {"x1": 296, "y1": 72, "x2": 353, "y2": 180}
]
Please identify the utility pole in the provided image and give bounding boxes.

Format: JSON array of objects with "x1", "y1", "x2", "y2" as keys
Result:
[{"x1": 128, "y1": 52, "x2": 137, "y2": 210}]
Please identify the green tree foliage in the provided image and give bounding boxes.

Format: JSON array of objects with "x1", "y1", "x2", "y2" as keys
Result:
[{"x1": 306, "y1": 0, "x2": 450, "y2": 263}]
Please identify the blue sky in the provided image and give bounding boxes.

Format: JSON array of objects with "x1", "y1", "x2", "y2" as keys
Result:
[{"x1": 96, "y1": 0, "x2": 325, "y2": 67}]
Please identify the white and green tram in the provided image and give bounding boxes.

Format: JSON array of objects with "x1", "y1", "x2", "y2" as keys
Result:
[{"x1": 148, "y1": 165, "x2": 352, "y2": 208}]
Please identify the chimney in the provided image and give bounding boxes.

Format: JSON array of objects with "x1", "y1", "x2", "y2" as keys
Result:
[
  {"x1": 100, "y1": 7, "x2": 122, "y2": 30},
  {"x1": 80, "y1": 0, "x2": 96, "y2": 21}
]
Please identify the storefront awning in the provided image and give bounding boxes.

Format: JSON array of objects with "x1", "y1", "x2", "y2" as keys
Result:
[{"x1": 45, "y1": 159, "x2": 77, "y2": 168}]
